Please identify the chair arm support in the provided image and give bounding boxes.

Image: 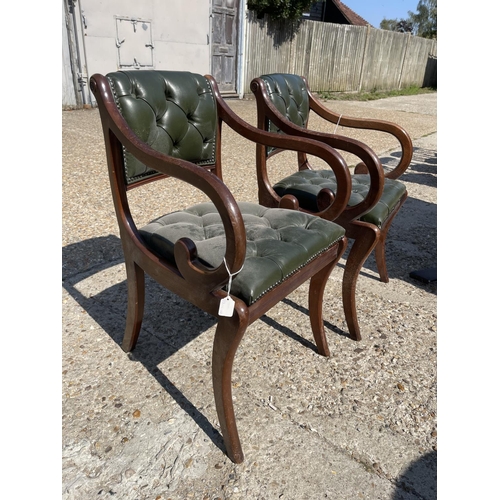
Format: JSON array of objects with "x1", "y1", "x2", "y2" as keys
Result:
[
  {"x1": 250, "y1": 78, "x2": 384, "y2": 221},
  {"x1": 307, "y1": 86, "x2": 413, "y2": 180},
  {"x1": 90, "y1": 74, "x2": 246, "y2": 290},
  {"x1": 207, "y1": 75, "x2": 351, "y2": 222}
]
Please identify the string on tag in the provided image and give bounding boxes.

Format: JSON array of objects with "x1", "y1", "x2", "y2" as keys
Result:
[
  {"x1": 333, "y1": 114, "x2": 342, "y2": 134},
  {"x1": 223, "y1": 257, "x2": 244, "y2": 297},
  {"x1": 218, "y1": 258, "x2": 245, "y2": 317}
]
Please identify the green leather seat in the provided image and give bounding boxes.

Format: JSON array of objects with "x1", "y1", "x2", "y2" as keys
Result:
[
  {"x1": 274, "y1": 171, "x2": 406, "y2": 228},
  {"x1": 140, "y1": 201, "x2": 345, "y2": 306}
]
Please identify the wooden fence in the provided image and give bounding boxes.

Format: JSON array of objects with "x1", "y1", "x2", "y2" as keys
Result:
[{"x1": 244, "y1": 11, "x2": 437, "y2": 94}]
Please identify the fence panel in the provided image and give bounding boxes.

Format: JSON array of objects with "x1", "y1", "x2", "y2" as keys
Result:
[
  {"x1": 244, "y1": 11, "x2": 437, "y2": 94},
  {"x1": 400, "y1": 37, "x2": 437, "y2": 88},
  {"x1": 245, "y1": 14, "x2": 295, "y2": 80},
  {"x1": 359, "y1": 29, "x2": 408, "y2": 91},
  {"x1": 308, "y1": 23, "x2": 366, "y2": 91}
]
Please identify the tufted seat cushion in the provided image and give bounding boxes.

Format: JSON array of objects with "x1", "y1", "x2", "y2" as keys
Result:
[
  {"x1": 106, "y1": 70, "x2": 217, "y2": 184},
  {"x1": 274, "y1": 171, "x2": 406, "y2": 228},
  {"x1": 139, "y1": 202, "x2": 345, "y2": 305}
]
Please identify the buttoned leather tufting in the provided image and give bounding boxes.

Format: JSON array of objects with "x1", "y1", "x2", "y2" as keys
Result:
[
  {"x1": 139, "y1": 202, "x2": 345, "y2": 305},
  {"x1": 261, "y1": 73, "x2": 310, "y2": 132},
  {"x1": 107, "y1": 70, "x2": 217, "y2": 184},
  {"x1": 274, "y1": 171, "x2": 406, "y2": 228}
]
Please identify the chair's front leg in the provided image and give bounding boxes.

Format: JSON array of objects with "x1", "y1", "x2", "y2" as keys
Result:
[
  {"x1": 343, "y1": 223, "x2": 380, "y2": 341},
  {"x1": 122, "y1": 259, "x2": 145, "y2": 352},
  {"x1": 212, "y1": 303, "x2": 249, "y2": 464}
]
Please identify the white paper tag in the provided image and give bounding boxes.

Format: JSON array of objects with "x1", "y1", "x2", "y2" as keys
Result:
[{"x1": 218, "y1": 296, "x2": 235, "y2": 317}]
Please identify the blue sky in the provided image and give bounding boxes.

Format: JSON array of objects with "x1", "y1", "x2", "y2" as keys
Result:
[{"x1": 343, "y1": 0, "x2": 420, "y2": 28}]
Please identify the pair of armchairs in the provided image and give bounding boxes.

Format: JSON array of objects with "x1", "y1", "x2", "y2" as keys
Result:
[{"x1": 90, "y1": 70, "x2": 411, "y2": 463}]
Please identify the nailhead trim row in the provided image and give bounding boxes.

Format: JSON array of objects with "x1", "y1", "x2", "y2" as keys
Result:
[{"x1": 248, "y1": 236, "x2": 343, "y2": 305}]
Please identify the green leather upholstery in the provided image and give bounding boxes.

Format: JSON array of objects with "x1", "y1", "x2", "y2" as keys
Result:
[
  {"x1": 106, "y1": 70, "x2": 217, "y2": 184},
  {"x1": 139, "y1": 202, "x2": 345, "y2": 305},
  {"x1": 259, "y1": 73, "x2": 407, "y2": 228},
  {"x1": 274, "y1": 171, "x2": 406, "y2": 228},
  {"x1": 260, "y1": 73, "x2": 310, "y2": 132}
]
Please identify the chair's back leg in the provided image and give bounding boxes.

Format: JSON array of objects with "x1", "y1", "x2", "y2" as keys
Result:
[
  {"x1": 374, "y1": 234, "x2": 390, "y2": 284},
  {"x1": 343, "y1": 223, "x2": 380, "y2": 341},
  {"x1": 308, "y1": 237, "x2": 348, "y2": 356},
  {"x1": 374, "y1": 192, "x2": 408, "y2": 283},
  {"x1": 211, "y1": 303, "x2": 250, "y2": 464},
  {"x1": 122, "y1": 260, "x2": 146, "y2": 352}
]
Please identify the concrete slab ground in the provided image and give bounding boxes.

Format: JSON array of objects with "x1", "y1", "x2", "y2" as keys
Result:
[{"x1": 62, "y1": 92, "x2": 437, "y2": 499}]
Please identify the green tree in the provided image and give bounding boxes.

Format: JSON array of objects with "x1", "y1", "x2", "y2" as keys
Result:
[
  {"x1": 408, "y1": 0, "x2": 437, "y2": 38},
  {"x1": 380, "y1": 18, "x2": 413, "y2": 33},
  {"x1": 380, "y1": 0, "x2": 436, "y2": 38},
  {"x1": 247, "y1": 0, "x2": 315, "y2": 22},
  {"x1": 380, "y1": 18, "x2": 399, "y2": 31}
]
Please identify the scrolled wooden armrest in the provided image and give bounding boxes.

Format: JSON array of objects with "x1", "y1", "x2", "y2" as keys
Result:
[{"x1": 307, "y1": 87, "x2": 413, "y2": 180}]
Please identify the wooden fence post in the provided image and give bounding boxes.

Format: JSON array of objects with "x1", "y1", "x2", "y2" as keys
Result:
[
  {"x1": 397, "y1": 32, "x2": 412, "y2": 90},
  {"x1": 358, "y1": 24, "x2": 370, "y2": 93}
]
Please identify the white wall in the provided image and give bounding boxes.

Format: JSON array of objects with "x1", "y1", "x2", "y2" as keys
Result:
[
  {"x1": 64, "y1": 0, "x2": 212, "y2": 107},
  {"x1": 83, "y1": 0, "x2": 211, "y2": 73}
]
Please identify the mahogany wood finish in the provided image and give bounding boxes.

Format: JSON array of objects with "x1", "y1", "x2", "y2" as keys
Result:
[
  {"x1": 90, "y1": 72, "x2": 350, "y2": 463},
  {"x1": 251, "y1": 75, "x2": 413, "y2": 341}
]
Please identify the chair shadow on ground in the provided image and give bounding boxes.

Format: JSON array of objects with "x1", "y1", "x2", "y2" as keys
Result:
[
  {"x1": 348, "y1": 146, "x2": 437, "y2": 289},
  {"x1": 380, "y1": 146, "x2": 437, "y2": 187},
  {"x1": 62, "y1": 235, "x2": 351, "y2": 453},
  {"x1": 63, "y1": 235, "x2": 224, "y2": 452},
  {"x1": 392, "y1": 450, "x2": 437, "y2": 500}
]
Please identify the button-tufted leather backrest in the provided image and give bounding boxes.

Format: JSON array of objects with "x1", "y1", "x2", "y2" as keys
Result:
[
  {"x1": 106, "y1": 70, "x2": 217, "y2": 185},
  {"x1": 259, "y1": 73, "x2": 310, "y2": 133}
]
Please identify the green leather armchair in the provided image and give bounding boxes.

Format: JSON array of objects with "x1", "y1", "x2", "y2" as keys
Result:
[
  {"x1": 250, "y1": 73, "x2": 413, "y2": 341},
  {"x1": 90, "y1": 70, "x2": 350, "y2": 463}
]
